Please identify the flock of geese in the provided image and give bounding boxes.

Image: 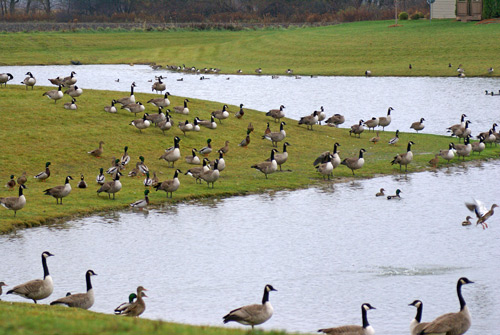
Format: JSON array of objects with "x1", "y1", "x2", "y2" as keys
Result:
[{"x1": 0, "y1": 252, "x2": 476, "y2": 335}]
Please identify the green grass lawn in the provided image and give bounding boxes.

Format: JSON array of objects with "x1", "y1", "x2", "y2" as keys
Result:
[{"x1": 0, "y1": 19, "x2": 499, "y2": 76}]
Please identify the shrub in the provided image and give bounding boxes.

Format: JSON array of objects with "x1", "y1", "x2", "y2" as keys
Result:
[
  {"x1": 399, "y1": 11, "x2": 409, "y2": 20},
  {"x1": 410, "y1": 12, "x2": 420, "y2": 20}
]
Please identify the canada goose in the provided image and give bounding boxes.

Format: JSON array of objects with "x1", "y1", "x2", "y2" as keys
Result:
[
  {"x1": 145, "y1": 108, "x2": 166, "y2": 126},
  {"x1": 378, "y1": 107, "x2": 393, "y2": 131},
  {"x1": 266, "y1": 105, "x2": 285, "y2": 123},
  {"x1": 479, "y1": 124, "x2": 497, "y2": 146},
  {"x1": 97, "y1": 172, "x2": 122, "y2": 199},
  {"x1": 375, "y1": 188, "x2": 385, "y2": 197},
  {"x1": 263, "y1": 121, "x2": 286, "y2": 147},
  {"x1": 42, "y1": 85, "x2": 64, "y2": 104},
  {"x1": 369, "y1": 131, "x2": 380, "y2": 144},
  {"x1": 465, "y1": 199, "x2": 498, "y2": 229},
  {"x1": 5, "y1": 175, "x2": 15, "y2": 190},
  {"x1": 255, "y1": 68, "x2": 262, "y2": 74},
  {"x1": 0, "y1": 73, "x2": 14, "y2": 87},
  {"x1": 88, "y1": 141, "x2": 104, "y2": 158},
  {"x1": 235, "y1": 104, "x2": 245, "y2": 119},
  {"x1": 63, "y1": 98, "x2": 77, "y2": 110},
  {"x1": 115, "y1": 293, "x2": 137, "y2": 314},
  {"x1": 391, "y1": 141, "x2": 415, "y2": 172},
  {"x1": 178, "y1": 120, "x2": 193, "y2": 135},
  {"x1": 488, "y1": 67, "x2": 494, "y2": 74},
  {"x1": 219, "y1": 140, "x2": 230, "y2": 154},
  {"x1": 185, "y1": 158, "x2": 211, "y2": 184},
  {"x1": 267, "y1": 142, "x2": 290, "y2": 171},
  {"x1": 120, "y1": 146, "x2": 130, "y2": 168},
  {"x1": 471, "y1": 135, "x2": 485, "y2": 154},
  {"x1": 104, "y1": 100, "x2": 117, "y2": 113},
  {"x1": 409, "y1": 64, "x2": 413, "y2": 70},
  {"x1": 315, "y1": 106, "x2": 326, "y2": 124},
  {"x1": 151, "y1": 76, "x2": 166, "y2": 93},
  {"x1": 387, "y1": 189, "x2": 402, "y2": 200},
  {"x1": 130, "y1": 190, "x2": 150, "y2": 209},
  {"x1": 409, "y1": 300, "x2": 429, "y2": 335},
  {"x1": 77, "y1": 174, "x2": 87, "y2": 189},
  {"x1": 195, "y1": 116, "x2": 217, "y2": 130},
  {"x1": 410, "y1": 118, "x2": 425, "y2": 132},
  {"x1": 429, "y1": 154, "x2": 440, "y2": 168},
  {"x1": 341, "y1": 148, "x2": 366, "y2": 175},
  {"x1": 130, "y1": 114, "x2": 151, "y2": 133},
  {"x1": 155, "y1": 169, "x2": 182, "y2": 197},
  {"x1": 17, "y1": 172, "x2": 27, "y2": 186},
  {"x1": 365, "y1": 70, "x2": 372, "y2": 77},
  {"x1": 457, "y1": 65, "x2": 464, "y2": 74},
  {"x1": 239, "y1": 129, "x2": 252, "y2": 148},
  {"x1": 7, "y1": 251, "x2": 54, "y2": 303},
  {"x1": 315, "y1": 154, "x2": 334, "y2": 180},
  {"x1": 211, "y1": 150, "x2": 226, "y2": 172},
  {"x1": 418, "y1": 277, "x2": 473, "y2": 335},
  {"x1": 454, "y1": 136, "x2": 472, "y2": 160},
  {"x1": 318, "y1": 303, "x2": 376, "y2": 335},
  {"x1": 0, "y1": 184, "x2": 27, "y2": 216},
  {"x1": 199, "y1": 138, "x2": 212, "y2": 156},
  {"x1": 461, "y1": 216, "x2": 473, "y2": 226},
  {"x1": 22, "y1": 72, "x2": 36, "y2": 90},
  {"x1": 158, "y1": 113, "x2": 173, "y2": 134},
  {"x1": 96, "y1": 168, "x2": 105, "y2": 185},
  {"x1": 447, "y1": 116, "x2": 468, "y2": 139},
  {"x1": 298, "y1": 110, "x2": 319, "y2": 130},
  {"x1": 61, "y1": 71, "x2": 77, "y2": 87},
  {"x1": 34, "y1": 162, "x2": 51, "y2": 182},
  {"x1": 122, "y1": 102, "x2": 145, "y2": 116},
  {"x1": 326, "y1": 114, "x2": 345, "y2": 127},
  {"x1": 117, "y1": 82, "x2": 136, "y2": 105},
  {"x1": 286, "y1": 68, "x2": 293, "y2": 74},
  {"x1": 137, "y1": 156, "x2": 149, "y2": 175},
  {"x1": 212, "y1": 104, "x2": 230, "y2": 124},
  {"x1": 200, "y1": 159, "x2": 220, "y2": 188},
  {"x1": 173, "y1": 99, "x2": 190, "y2": 114},
  {"x1": 48, "y1": 76, "x2": 63, "y2": 86},
  {"x1": 50, "y1": 270, "x2": 97, "y2": 310},
  {"x1": 44, "y1": 176, "x2": 73, "y2": 204},
  {"x1": 251, "y1": 149, "x2": 278, "y2": 179},
  {"x1": 313, "y1": 142, "x2": 341, "y2": 167},
  {"x1": 364, "y1": 117, "x2": 379, "y2": 132},
  {"x1": 0, "y1": 281, "x2": 7, "y2": 298},
  {"x1": 350, "y1": 120, "x2": 365, "y2": 138},
  {"x1": 452, "y1": 120, "x2": 472, "y2": 142},
  {"x1": 186, "y1": 148, "x2": 201, "y2": 165},
  {"x1": 439, "y1": 143, "x2": 455, "y2": 163},
  {"x1": 143, "y1": 172, "x2": 153, "y2": 187},
  {"x1": 159, "y1": 136, "x2": 181, "y2": 168},
  {"x1": 147, "y1": 92, "x2": 171, "y2": 108},
  {"x1": 117, "y1": 286, "x2": 148, "y2": 317},
  {"x1": 223, "y1": 284, "x2": 277, "y2": 330},
  {"x1": 64, "y1": 85, "x2": 83, "y2": 98}
]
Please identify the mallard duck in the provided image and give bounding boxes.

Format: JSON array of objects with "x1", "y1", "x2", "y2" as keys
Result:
[
  {"x1": 42, "y1": 85, "x2": 63, "y2": 104},
  {"x1": 154, "y1": 169, "x2": 182, "y2": 198},
  {"x1": 391, "y1": 141, "x2": 415, "y2": 172},
  {"x1": 147, "y1": 92, "x2": 170, "y2": 107},
  {"x1": 239, "y1": 129, "x2": 252, "y2": 148},
  {"x1": 5, "y1": 175, "x2": 16, "y2": 190},
  {"x1": 6, "y1": 251, "x2": 54, "y2": 302},
  {"x1": 341, "y1": 149, "x2": 366, "y2": 175},
  {"x1": 17, "y1": 172, "x2": 27, "y2": 186},
  {"x1": 185, "y1": 148, "x2": 201, "y2": 165},
  {"x1": 128, "y1": 162, "x2": 140, "y2": 178},
  {"x1": 350, "y1": 120, "x2": 365, "y2": 138},
  {"x1": 138, "y1": 156, "x2": 149, "y2": 174},
  {"x1": 151, "y1": 76, "x2": 166, "y2": 93},
  {"x1": 378, "y1": 107, "x2": 393, "y2": 131},
  {"x1": 114, "y1": 293, "x2": 137, "y2": 314},
  {"x1": 266, "y1": 105, "x2": 285, "y2": 123},
  {"x1": 298, "y1": 110, "x2": 319, "y2": 130},
  {"x1": 428, "y1": 154, "x2": 440, "y2": 168},
  {"x1": 77, "y1": 174, "x2": 87, "y2": 189},
  {"x1": 369, "y1": 131, "x2": 380, "y2": 144},
  {"x1": 117, "y1": 82, "x2": 136, "y2": 105},
  {"x1": 219, "y1": 140, "x2": 230, "y2": 154},
  {"x1": 130, "y1": 114, "x2": 151, "y2": 133},
  {"x1": 151, "y1": 171, "x2": 159, "y2": 186},
  {"x1": 0, "y1": 184, "x2": 27, "y2": 216},
  {"x1": 251, "y1": 149, "x2": 278, "y2": 179},
  {"x1": 173, "y1": 99, "x2": 190, "y2": 114},
  {"x1": 318, "y1": 303, "x2": 376, "y2": 335},
  {"x1": 178, "y1": 120, "x2": 193, "y2": 135},
  {"x1": 88, "y1": 141, "x2": 104, "y2": 158},
  {"x1": 106, "y1": 158, "x2": 122, "y2": 176},
  {"x1": 63, "y1": 98, "x2": 77, "y2": 110},
  {"x1": 50, "y1": 270, "x2": 97, "y2": 310},
  {"x1": 43, "y1": 176, "x2": 73, "y2": 204},
  {"x1": 64, "y1": 85, "x2": 83, "y2": 98},
  {"x1": 410, "y1": 118, "x2": 425, "y2": 132},
  {"x1": 159, "y1": 136, "x2": 181, "y2": 168},
  {"x1": 22, "y1": 72, "x2": 36, "y2": 90},
  {"x1": 104, "y1": 99, "x2": 117, "y2": 113},
  {"x1": 326, "y1": 114, "x2": 345, "y2": 127},
  {"x1": 211, "y1": 104, "x2": 229, "y2": 124},
  {"x1": 0, "y1": 281, "x2": 7, "y2": 297},
  {"x1": 199, "y1": 139, "x2": 212, "y2": 156},
  {"x1": 461, "y1": 216, "x2": 473, "y2": 226},
  {"x1": 122, "y1": 102, "x2": 145, "y2": 116},
  {"x1": 96, "y1": 168, "x2": 105, "y2": 185},
  {"x1": 388, "y1": 130, "x2": 400, "y2": 145},
  {"x1": 120, "y1": 146, "x2": 130, "y2": 168},
  {"x1": 185, "y1": 158, "x2": 211, "y2": 184},
  {"x1": 235, "y1": 103, "x2": 244, "y2": 119},
  {"x1": 0, "y1": 73, "x2": 14, "y2": 87},
  {"x1": 364, "y1": 117, "x2": 379, "y2": 132},
  {"x1": 34, "y1": 162, "x2": 51, "y2": 182},
  {"x1": 143, "y1": 172, "x2": 153, "y2": 187},
  {"x1": 375, "y1": 188, "x2": 385, "y2": 197},
  {"x1": 223, "y1": 284, "x2": 277, "y2": 330},
  {"x1": 117, "y1": 286, "x2": 147, "y2": 317},
  {"x1": 465, "y1": 199, "x2": 498, "y2": 229},
  {"x1": 97, "y1": 172, "x2": 122, "y2": 199},
  {"x1": 387, "y1": 189, "x2": 402, "y2": 200},
  {"x1": 262, "y1": 121, "x2": 286, "y2": 147},
  {"x1": 130, "y1": 190, "x2": 150, "y2": 209},
  {"x1": 248, "y1": 122, "x2": 255, "y2": 133}
]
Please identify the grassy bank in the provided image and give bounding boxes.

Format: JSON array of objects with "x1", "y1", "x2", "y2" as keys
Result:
[
  {"x1": 0, "y1": 84, "x2": 498, "y2": 234},
  {"x1": 0, "y1": 301, "x2": 288, "y2": 335},
  {"x1": 1, "y1": 20, "x2": 499, "y2": 76}
]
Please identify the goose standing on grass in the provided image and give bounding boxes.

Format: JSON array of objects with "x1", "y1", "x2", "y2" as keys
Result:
[
  {"x1": 34, "y1": 162, "x2": 51, "y2": 182},
  {"x1": 326, "y1": 114, "x2": 345, "y2": 127},
  {"x1": 341, "y1": 148, "x2": 366, "y2": 175},
  {"x1": 471, "y1": 135, "x2": 485, "y2": 154},
  {"x1": 63, "y1": 98, "x2": 77, "y2": 110},
  {"x1": 115, "y1": 292, "x2": 137, "y2": 314},
  {"x1": 409, "y1": 300, "x2": 429, "y2": 335},
  {"x1": 447, "y1": 115, "x2": 468, "y2": 138},
  {"x1": 318, "y1": 303, "x2": 376, "y2": 335},
  {"x1": 185, "y1": 148, "x2": 201, "y2": 165},
  {"x1": 130, "y1": 113, "x2": 151, "y2": 133},
  {"x1": 77, "y1": 174, "x2": 87, "y2": 189},
  {"x1": 122, "y1": 102, "x2": 145, "y2": 116},
  {"x1": 151, "y1": 76, "x2": 166, "y2": 93},
  {"x1": 378, "y1": 107, "x2": 393, "y2": 131},
  {"x1": 154, "y1": 169, "x2": 182, "y2": 198},
  {"x1": 266, "y1": 105, "x2": 285, "y2": 123},
  {"x1": 454, "y1": 136, "x2": 472, "y2": 160},
  {"x1": 239, "y1": 129, "x2": 252, "y2": 148},
  {"x1": 5, "y1": 175, "x2": 16, "y2": 190},
  {"x1": 313, "y1": 142, "x2": 341, "y2": 166},
  {"x1": 391, "y1": 141, "x2": 415, "y2": 172},
  {"x1": 0, "y1": 184, "x2": 27, "y2": 216},
  {"x1": 61, "y1": 71, "x2": 77, "y2": 87},
  {"x1": 96, "y1": 168, "x2": 105, "y2": 185},
  {"x1": 315, "y1": 106, "x2": 326, "y2": 124},
  {"x1": 315, "y1": 154, "x2": 334, "y2": 180},
  {"x1": 268, "y1": 142, "x2": 290, "y2": 171},
  {"x1": 235, "y1": 103, "x2": 245, "y2": 119},
  {"x1": 88, "y1": 141, "x2": 104, "y2": 158},
  {"x1": 465, "y1": 199, "x2": 498, "y2": 229},
  {"x1": 130, "y1": 190, "x2": 150, "y2": 209},
  {"x1": 44, "y1": 176, "x2": 73, "y2": 204},
  {"x1": 439, "y1": 143, "x2": 455, "y2": 164},
  {"x1": 200, "y1": 159, "x2": 220, "y2": 188},
  {"x1": 173, "y1": 99, "x2": 190, "y2": 115},
  {"x1": 212, "y1": 104, "x2": 230, "y2": 124},
  {"x1": 22, "y1": 72, "x2": 36, "y2": 90},
  {"x1": 223, "y1": 284, "x2": 277, "y2": 330},
  {"x1": 298, "y1": 110, "x2": 319, "y2": 130},
  {"x1": 251, "y1": 149, "x2": 278, "y2": 179},
  {"x1": 387, "y1": 189, "x2": 402, "y2": 200},
  {"x1": 104, "y1": 99, "x2": 117, "y2": 113},
  {"x1": 418, "y1": 277, "x2": 473, "y2": 335},
  {"x1": 158, "y1": 114, "x2": 173, "y2": 134},
  {"x1": 160, "y1": 136, "x2": 181, "y2": 167},
  {"x1": 97, "y1": 172, "x2": 122, "y2": 199},
  {"x1": 50, "y1": 270, "x2": 97, "y2": 310},
  {"x1": 453, "y1": 120, "x2": 472, "y2": 142},
  {"x1": 0, "y1": 73, "x2": 13, "y2": 87},
  {"x1": 117, "y1": 82, "x2": 136, "y2": 105},
  {"x1": 263, "y1": 121, "x2": 286, "y2": 147},
  {"x1": 7, "y1": 251, "x2": 54, "y2": 303},
  {"x1": 118, "y1": 286, "x2": 148, "y2": 317},
  {"x1": 146, "y1": 108, "x2": 166, "y2": 126},
  {"x1": 196, "y1": 115, "x2": 218, "y2": 129},
  {"x1": 64, "y1": 85, "x2": 83, "y2": 98},
  {"x1": 147, "y1": 92, "x2": 170, "y2": 108},
  {"x1": 350, "y1": 120, "x2": 365, "y2": 138},
  {"x1": 388, "y1": 129, "x2": 400, "y2": 145},
  {"x1": 410, "y1": 118, "x2": 425, "y2": 133},
  {"x1": 17, "y1": 172, "x2": 27, "y2": 186},
  {"x1": 364, "y1": 117, "x2": 379, "y2": 132},
  {"x1": 185, "y1": 158, "x2": 210, "y2": 184},
  {"x1": 212, "y1": 150, "x2": 226, "y2": 172},
  {"x1": 43, "y1": 85, "x2": 64, "y2": 104},
  {"x1": 375, "y1": 188, "x2": 385, "y2": 197}
]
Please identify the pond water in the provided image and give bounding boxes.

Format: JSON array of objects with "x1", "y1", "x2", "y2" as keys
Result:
[
  {"x1": 2, "y1": 161, "x2": 500, "y2": 334},
  {"x1": 1, "y1": 64, "x2": 500, "y2": 136}
]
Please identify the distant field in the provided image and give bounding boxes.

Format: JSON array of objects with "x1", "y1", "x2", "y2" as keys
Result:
[{"x1": 0, "y1": 19, "x2": 499, "y2": 76}]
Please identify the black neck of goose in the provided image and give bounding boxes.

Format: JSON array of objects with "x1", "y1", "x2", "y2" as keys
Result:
[
  {"x1": 271, "y1": 151, "x2": 276, "y2": 161},
  {"x1": 457, "y1": 281, "x2": 466, "y2": 310},
  {"x1": 65, "y1": 177, "x2": 71, "y2": 184},
  {"x1": 280, "y1": 123, "x2": 284, "y2": 131},
  {"x1": 359, "y1": 150, "x2": 364, "y2": 159},
  {"x1": 415, "y1": 304, "x2": 423, "y2": 322},
  {"x1": 175, "y1": 140, "x2": 180, "y2": 149},
  {"x1": 184, "y1": 101, "x2": 188, "y2": 108},
  {"x1": 388, "y1": 108, "x2": 392, "y2": 116},
  {"x1": 262, "y1": 288, "x2": 270, "y2": 304},
  {"x1": 85, "y1": 272, "x2": 93, "y2": 291},
  {"x1": 219, "y1": 151, "x2": 224, "y2": 159},
  {"x1": 42, "y1": 254, "x2": 50, "y2": 278},
  {"x1": 361, "y1": 306, "x2": 370, "y2": 328},
  {"x1": 174, "y1": 170, "x2": 179, "y2": 178},
  {"x1": 407, "y1": 142, "x2": 412, "y2": 152},
  {"x1": 130, "y1": 85, "x2": 134, "y2": 95},
  {"x1": 223, "y1": 105, "x2": 227, "y2": 111},
  {"x1": 283, "y1": 144, "x2": 287, "y2": 152},
  {"x1": 213, "y1": 160, "x2": 219, "y2": 170},
  {"x1": 333, "y1": 143, "x2": 338, "y2": 154},
  {"x1": 18, "y1": 186, "x2": 24, "y2": 196}
]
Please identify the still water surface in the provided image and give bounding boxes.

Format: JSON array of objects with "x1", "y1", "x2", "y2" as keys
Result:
[{"x1": 2, "y1": 162, "x2": 499, "y2": 334}]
